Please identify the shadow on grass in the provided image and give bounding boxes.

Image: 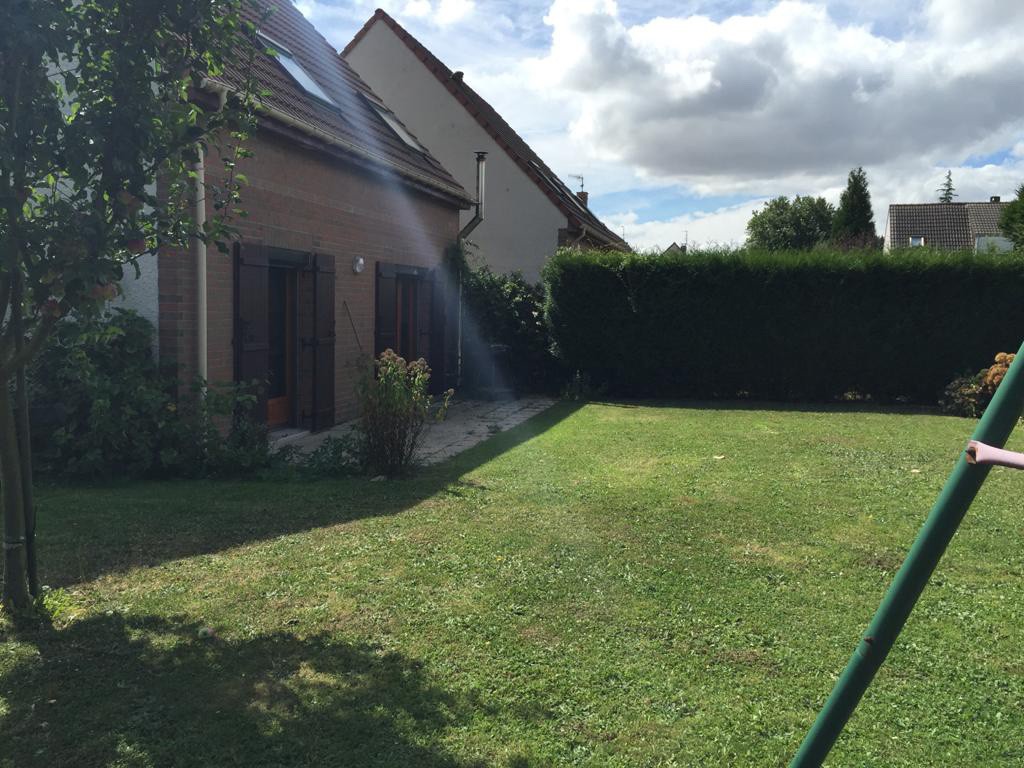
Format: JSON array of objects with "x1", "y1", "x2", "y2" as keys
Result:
[
  {"x1": 0, "y1": 613, "x2": 492, "y2": 767},
  {"x1": 32, "y1": 401, "x2": 581, "y2": 589}
]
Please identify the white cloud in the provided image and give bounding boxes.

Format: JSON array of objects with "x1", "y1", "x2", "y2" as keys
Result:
[
  {"x1": 302, "y1": 0, "x2": 1024, "y2": 242},
  {"x1": 606, "y1": 199, "x2": 771, "y2": 251},
  {"x1": 402, "y1": 0, "x2": 432, "y2": 17},
  {"x1": 396, "y1": 0, "x2": 477, "y2": 25},
  {"x1": 528, "y1": 0, "x2": 1024, "y2": 191},
  {"x1": 437, "y1": 0, "x2": 476, "y2": 24}
]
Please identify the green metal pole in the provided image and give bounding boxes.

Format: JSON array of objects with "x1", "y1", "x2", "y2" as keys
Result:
[{"x1": 789, "y1": 340, "x2": 1024, "y2": 768}]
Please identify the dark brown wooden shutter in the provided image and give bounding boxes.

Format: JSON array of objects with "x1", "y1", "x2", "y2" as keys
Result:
[
  {"x1": 312, "y1": 252, "x2": 336, "y2": 431},
  {"x1": 233, "y1": 242, "x2": 269, "y2": 422},
  {"x1": 375, "y1": 262, "x2": 397, "y2": 356}
]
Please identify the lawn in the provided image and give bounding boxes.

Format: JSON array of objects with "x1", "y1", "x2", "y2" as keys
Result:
[{"x1": 2, "y1": 401, "x2": 1024, "y2": 767}]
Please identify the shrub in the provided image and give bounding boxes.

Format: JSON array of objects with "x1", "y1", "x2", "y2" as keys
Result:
[
  {"x1": 356, "y1": 350, "x2": 452, "y2": 476},
  {"x1": 448, "y1": 246, "x2": 563, "y2": 394},
  {"x1": 162, "y1": 379, "x2": 275, "y2": 478},
  {"x1": 940, "y1": 352, "x2": 1015, "y2": 417},
  {"x1": 30, "y1": 308, "x2": 170, "y2": 478},
  {"x1": 543, "y1": 246, "x2": 1024, "y2": 404},
  {"x1": 297, "y1": 434, "x2": 362, "y2": 478},
  {"x1": 30, "y1": 309, "x2": 273, "y2": 479}
]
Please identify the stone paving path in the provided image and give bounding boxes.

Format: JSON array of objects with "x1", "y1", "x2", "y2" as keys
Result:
[{"x1": 278, "y1": 397, "x2": 556, "y2": 466}]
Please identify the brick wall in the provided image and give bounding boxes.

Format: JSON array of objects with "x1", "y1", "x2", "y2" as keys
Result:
[{"x1": 159, "y1": 126, "x2": 462, "y2": 423}]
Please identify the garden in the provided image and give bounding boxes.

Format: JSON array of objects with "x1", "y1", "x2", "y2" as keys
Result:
[
  {"x1": 3, "y1": 243, "x2": 1024, "y2": 765},
  {"x1": 3, "y1": 400, "x2": 1024, "y2": 766}
]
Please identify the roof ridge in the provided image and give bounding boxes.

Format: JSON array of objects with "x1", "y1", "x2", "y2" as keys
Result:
[{"x1": 342, "y1": 9, "x2": 629, "y2": 249}]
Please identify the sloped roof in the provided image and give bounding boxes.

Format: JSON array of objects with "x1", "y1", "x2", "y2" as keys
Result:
[
  {"x1": 966, "y1": 202, "x2": 1008, "y2": 239},
  {"x1": 888, "y1": 202, "x2": 1008, "y2": 249},
  {"x1": 210, "y1": 0, "x2": 469, "y2": 204},
  {"x1": 343, "y1": 9, "x2": 630, "y2": 250}
]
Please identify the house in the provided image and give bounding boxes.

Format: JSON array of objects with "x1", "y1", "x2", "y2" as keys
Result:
[
  {"x1": 662, "y1": 242, "x2": 687, "y2": 256},
  {"x1": 120, "y1": 0, "x2": 472, "y2": 433},
  {"x1": 342, "y1": 9, "x2": 629, "y2": 282},
  {"x1": 884, "y1": 197, "x2": 1012, "y2": 252}
]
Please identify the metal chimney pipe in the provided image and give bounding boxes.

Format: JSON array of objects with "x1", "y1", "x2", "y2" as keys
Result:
[{"x1": 459, "y1": 151, "x2": 487, "y2": 240}]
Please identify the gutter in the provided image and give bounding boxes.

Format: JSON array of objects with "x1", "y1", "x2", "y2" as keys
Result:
[
  {"x1": 193, "y1": 85, "x2": 226, "y2": 386},
  {"x1": 194, "y1": 149, "x2": 208, "y2": 383},
  {"x1": 458, "y1": 152, "x2": 487, "y2": 239},
  {"x1": 456, "y1": 152, "x2": 488, "y2": 385},
  {"x1": 569, "y1": 224, "x2": 590, "y2": 248}
]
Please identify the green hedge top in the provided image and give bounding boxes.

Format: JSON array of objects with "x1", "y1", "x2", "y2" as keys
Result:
[{"x1": 543, "y1": 246, "x2": 1024, "y2": 403}]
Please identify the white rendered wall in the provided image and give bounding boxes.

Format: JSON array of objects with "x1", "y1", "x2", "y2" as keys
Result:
[
  {"x1": 117, "y1": 252, "x2": 160, "y2": 354},
  {"x1": 117, "y1": 181, "x2": 160, "y2": 355},
  {"x1": 346, "y1": 23, "x2": 567, "y2": 283}
]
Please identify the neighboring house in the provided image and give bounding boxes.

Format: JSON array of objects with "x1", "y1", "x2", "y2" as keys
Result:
[
  {"x1": 342, "y1": 10, "x2": 629, "y2": 282},
  {"x1": 884, "y1": 197, "x2": 1012, "y2": 252},
  {"x1": 662, "y1": 242, "x2": 687, "y2": 256},
  {"x1": 120, "y1": 0, "x2": 471, "y2": 432}
]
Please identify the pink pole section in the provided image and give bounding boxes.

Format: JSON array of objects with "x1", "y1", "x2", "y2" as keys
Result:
[{"x1": 965, "y1": 440, "x2": 1024, "y2": 470}]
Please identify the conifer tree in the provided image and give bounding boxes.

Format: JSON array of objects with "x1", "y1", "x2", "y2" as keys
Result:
[
  {"x1": 937, "y1": 170, "x2": 958, "y2": 203},
  {"x1": 832, "y1": 167, "x2": 879, "y2": 249}
]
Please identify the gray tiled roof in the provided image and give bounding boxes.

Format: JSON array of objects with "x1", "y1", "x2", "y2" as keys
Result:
[
  {"x1": 211, "y1": 0, "x2": 469, "y2": 204},
  {"x1": 966, "y1": 203, "x2": 1008, "y2": 239},
  {"x1": 887, "y1": 202, "x2": 1008, "y2": 249}
]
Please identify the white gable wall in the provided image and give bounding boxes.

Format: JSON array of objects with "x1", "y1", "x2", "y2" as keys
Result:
[{"x1": 345, "y1": 22, "x2": 567, "y2": 282}]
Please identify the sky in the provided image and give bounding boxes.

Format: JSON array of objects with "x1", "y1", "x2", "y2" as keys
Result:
[{"x1": 298, "y1": 0, "x2": 1024, "y2": 250}]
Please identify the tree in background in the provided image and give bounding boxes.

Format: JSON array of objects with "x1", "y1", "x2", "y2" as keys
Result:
[
  {"x1": 1000, "y1": 184, "x2": 1024, "y2": 250},
  {"x1": 937, "y1": 170, "x2": 958, "y2": 203},
  {"x1": 832, "y1": 167, "x2": 880, "y2": 249},
  {"x1": 746, "y1": 195, "x2": 835, "y2": 251},
  {"x1": 0, "y1": 0, "x2": 257, "y2": 613}
]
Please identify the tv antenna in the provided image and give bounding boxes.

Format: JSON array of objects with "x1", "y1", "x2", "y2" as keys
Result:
[{"x1": 568, "y1": 174, "x2": 584, "y2": 191}]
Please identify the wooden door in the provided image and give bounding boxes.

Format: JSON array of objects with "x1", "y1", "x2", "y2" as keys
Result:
[
  {"x1": 396, "y1": 275, "x2": 418, "y2": 361},
  {"x1": 266, "y1": 268, "x2": 295, "y2": 428}
]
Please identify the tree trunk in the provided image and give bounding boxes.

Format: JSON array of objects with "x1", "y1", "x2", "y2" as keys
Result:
[
  {"x1": 14, "y1": 360, "x2": 36, "y2": 596},
  {"x1": 10, "y1": 266, "x2": 37, "y2": 597},
  {"x1": 0, "y1": 377, "x2": 31, "y2": 613}
]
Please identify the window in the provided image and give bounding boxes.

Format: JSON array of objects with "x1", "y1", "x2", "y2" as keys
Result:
[
  {"x1": 355, "y1": 91, "x2": 425, "y2": 152},
  {"x1": 909, "y1": 235, "x2": 926, "y2": 247},
  {"x1": 371, "y1": 103, "x2": 425, "y2": 152},
  {"x1": 258, "y1": 33, "x2": 336, "y2": 106}
]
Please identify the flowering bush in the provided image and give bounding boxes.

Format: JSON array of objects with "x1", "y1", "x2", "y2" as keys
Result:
[
  {"x1": 356, "y1": 350, "x2": 453, "y2": 476},
  {"x1": 940, "y1": 352, "x2": 1015, "y2": 418}
]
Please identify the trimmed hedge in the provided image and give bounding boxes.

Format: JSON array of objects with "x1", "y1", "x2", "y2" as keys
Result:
[{"x1": 543, "y1": 246, "x2": 1024, "y2": 404}]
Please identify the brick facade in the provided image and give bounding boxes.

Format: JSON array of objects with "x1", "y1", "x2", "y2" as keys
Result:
[{"x1": 158, "y1": 126, "x2": 462, "y2": 424}]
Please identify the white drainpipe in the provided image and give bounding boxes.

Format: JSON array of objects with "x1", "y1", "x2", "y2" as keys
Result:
[{"x1": 194, "y1": 148, "x2": 208, "y2": 383}]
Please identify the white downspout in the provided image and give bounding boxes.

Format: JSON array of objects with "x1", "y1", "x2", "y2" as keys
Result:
[{"x1": 194, "y1": 148, "x2": 208, "y2": 383}]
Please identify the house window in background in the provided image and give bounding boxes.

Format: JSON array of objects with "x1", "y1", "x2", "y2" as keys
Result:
[{"x1": 909, "y1": 235, "x2": 926, "y2": 247}]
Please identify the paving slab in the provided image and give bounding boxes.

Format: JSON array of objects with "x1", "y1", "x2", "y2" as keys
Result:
[{"x1": 276, "y1": 397, "x2": 556, "y2": 466}]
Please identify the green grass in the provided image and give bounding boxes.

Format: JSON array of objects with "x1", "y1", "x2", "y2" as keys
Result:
[{"x1": 3, "y1": 401, "x2": 1024, "y2": 767}]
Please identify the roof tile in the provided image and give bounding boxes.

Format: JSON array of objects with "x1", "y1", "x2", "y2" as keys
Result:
[
  {"x1": 888, "y1": 202, "x2": 1008, "y2": 249},
  {"x1": 212, "y1": 0, "x2": 469, "y2": 203}
]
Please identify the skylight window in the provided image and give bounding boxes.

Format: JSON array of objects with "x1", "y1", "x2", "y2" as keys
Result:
[
  {"x1": 258, "y1": 32, "x2": 335, "y2": 106},
  {"x1": 371, "y1": 104, "x2": 426, "y2": 152},
  {"x1": 355, "y1": 91, "x2": 425, "y2": 152}
]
